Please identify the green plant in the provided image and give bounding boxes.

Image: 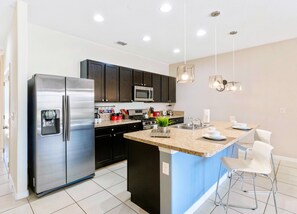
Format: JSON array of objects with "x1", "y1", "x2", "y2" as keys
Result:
[{"x1": 155, "y1": 117, "x2": 169, "y2": 127}]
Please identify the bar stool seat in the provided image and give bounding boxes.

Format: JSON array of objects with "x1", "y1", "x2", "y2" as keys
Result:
[
  {"x1": 235, "y1": 129, "x2": 278, "y2": 191},
  {"x1": 215, "y1": 141, "x2": 278, "y2": 214},
  {"x1": 222, "y1": 157, "x2": 271, "y2": 175}
]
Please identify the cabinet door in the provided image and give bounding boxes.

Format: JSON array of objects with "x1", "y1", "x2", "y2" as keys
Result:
[
  {"x1": 161, "y1": 75, "x2": 169, "y2": 102},
  {"x1": 80, "y1": 60, "x2": 104, "y2": 102},
  {"x1": 152, "y1": 74, "x2": 161, "y2": 102},
  {"x1": 143, "y1": 72, "x2": 152, "y2": 87},
  {"x1": 95, "y1": 134, "x2": 113, "y2": 168},
  {"x1": 112, "y1": 131, "x2": 127, "y2": 161},
  {"x1": 133, "y1": 70, "x2": 143, "y2": 86},
  {"x1": 119, "y1": 67, "x2": 133, "y2": 102},
  {"x1": 105, "y1": 64, "x2": 119, "y2": 102},
  {"x1": 126, "y1": 123, "x2": 142, "y2": 132},
  {"x1": 168, "y1": 76, "x2": 176, "y2": 103}
]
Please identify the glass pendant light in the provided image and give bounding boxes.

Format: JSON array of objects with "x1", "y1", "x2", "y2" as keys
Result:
[
  {"x1": 209, "y1": 11, "x2": 223, "y2": 89},
  {"x1": 226, "y1": 31, "x2": 242, "y2": 91},
  {"x1": 176, "y1": 0, "x2": 195, "y2": 83}
]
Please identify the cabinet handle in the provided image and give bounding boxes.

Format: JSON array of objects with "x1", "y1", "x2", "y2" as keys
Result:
[
  {"x1": 114, "y1": 134, "x2": 116, "y2": 137},
  {"x1": 134, "y1": 125, "x2": 136, "y2": 128},
  {"x1": 101, "y1": 99, "x2": 104, "y2": 102},
  {"x1": 106, "y1": 99, "x2": 109, "y2": 102},
  {"x1": 144, "y1": 84, "x2": 146, "y2": 86},
  {"x1": 111, "y1": 128, "x2": 114, "y2": 131}
]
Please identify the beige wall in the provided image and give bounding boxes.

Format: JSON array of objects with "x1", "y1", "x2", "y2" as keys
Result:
[
  {"x1": 0, "y1": 55, "x2": 3, "y2": 151},
  {"x1": 170, "y1": 38, "x2": 297, "y2": 158},
  {"x1": 3, "y1": 0, "x2": 28, "y2": 199}
]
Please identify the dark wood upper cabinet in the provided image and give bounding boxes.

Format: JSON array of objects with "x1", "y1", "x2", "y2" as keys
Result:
[
  {"x1": 81, "y1": 59, "x2": 176, "y2": 103},
  {"x1": 143, "y1": 72, "x2": 152, "y2": 87},
  {"x1": 168, "y1": 76, "x2": 176, "y2": 103},
  {"x1": 133, "y1": 70, "x2": 143, "y2": 86},
  {"x1": 133, "y1": 70, "x2": 152, "y2": 87},
  {"x1": 152, "y1": 73, "x2": 161, "y2": 102},
  {"x1": 80, "y1": 60, "x2": 104, "y2": 102},
  {"x1": 105, "y1": 64, "x2": 119, "y2": 102},
  {"x1": 161, "y1": 75, "x2": 169, "y2": 102},
  {"x1": 119, "y1": 67, "x2": 133, "y2": 102}
]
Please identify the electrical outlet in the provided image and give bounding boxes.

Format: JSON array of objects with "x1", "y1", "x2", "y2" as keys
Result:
[
  {"x1": 162, "y1": 162, "x2": 170, "y2": 176},
  {"x1": 280, "y1": 107, "x2": 287, "y2": 114}
]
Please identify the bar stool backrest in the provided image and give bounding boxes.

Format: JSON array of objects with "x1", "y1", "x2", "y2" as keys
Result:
[
  {"x1": 255, "y1": 129, "x2": 272, "y2": 145},
  {"x1": 252, "y1": 141, "x2": 274, "y2": 174}
]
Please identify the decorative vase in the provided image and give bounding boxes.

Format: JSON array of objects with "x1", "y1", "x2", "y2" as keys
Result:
[{"x1": 158, "y1": 126, "x2": 168, "y2": 133}]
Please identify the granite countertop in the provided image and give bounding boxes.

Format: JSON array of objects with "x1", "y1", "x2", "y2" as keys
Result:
[
  {"x1": 95, "y1": 119, "x2": 142, "y2": 128},
  {"x1": 94, "y1": 115, "x2": 184, "y2": 128},
  {"x1": 124, "y1": 121, "x2": 257, "y2": 157}
]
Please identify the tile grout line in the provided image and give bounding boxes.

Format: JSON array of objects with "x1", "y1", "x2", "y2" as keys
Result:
[
  {"x1": 0, "y1": 193, "x2": 28, "y2": 214},
  {"x1": 103, "y1": 202, "x2": 137, "y2": 214},
  {"x1": 27, "y1": 197, "x2": 36, "y2": 214},
  {"x1": 104, "y1": 180, "x2": 131, "y2": 203},
  {"x1": 62, "y1": 189, "x2": 87, "y2": 214}
]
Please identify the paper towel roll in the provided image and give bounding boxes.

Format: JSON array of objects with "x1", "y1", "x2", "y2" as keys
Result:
[{"x1": 203, "y1": 109, "x2": 210, "y2": 124}]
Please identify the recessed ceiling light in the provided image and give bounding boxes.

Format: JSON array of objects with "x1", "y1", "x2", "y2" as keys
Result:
[
  {"x1": 94, "y1": 14, "x2": 104, "y2": 22},
  {"x1": 197, "y1": 29, "x2": 207, "y2": 37},
  {"x1": 173, "y1": 49, "x2": 180, "y2": 53},
  {"x1": 143, "y1": 36, "x2": 151, "y2": 42},
  {"x1": 160, "y1": 3, "x2": 172, "y2": 13}
]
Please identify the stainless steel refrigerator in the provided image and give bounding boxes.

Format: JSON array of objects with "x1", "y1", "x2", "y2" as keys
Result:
[{"x1": 28, "y1": 74, "x2": 95, "y2": 196}]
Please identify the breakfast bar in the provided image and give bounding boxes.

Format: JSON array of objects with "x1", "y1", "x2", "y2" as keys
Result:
[{"x1": 124, "y1": 121, "x2": 256, "y2": 214}]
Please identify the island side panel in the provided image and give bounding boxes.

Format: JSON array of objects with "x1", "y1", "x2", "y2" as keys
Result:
[
  {"x1": 127, "y1": 139, "x2": 160, "y2": 214},
  {"x1": 160, "y1": 145, "x2": 234, "y2": 214}
]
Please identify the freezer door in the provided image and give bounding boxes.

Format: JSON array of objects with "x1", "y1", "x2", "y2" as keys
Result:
[
  {"x1": 66, "y1": 77, "x2": 95, "y2": 183},
  {"x1": 35, "y1": 74, "x2": 66, "y2": 194}
]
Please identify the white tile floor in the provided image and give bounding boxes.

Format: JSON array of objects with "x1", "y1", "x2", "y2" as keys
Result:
[{"x1": 1, "y1": 155, "x2": 297, "y2": 213}]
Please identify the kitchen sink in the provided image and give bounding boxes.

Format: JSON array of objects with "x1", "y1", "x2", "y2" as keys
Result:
[{"x1": 171, "y1": 123, "x2": 210, "y2": 130}]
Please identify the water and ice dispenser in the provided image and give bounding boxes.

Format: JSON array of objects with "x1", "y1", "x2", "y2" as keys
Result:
[{"x1": 41, "y1": 110, "x2": 60, "y2": 135}]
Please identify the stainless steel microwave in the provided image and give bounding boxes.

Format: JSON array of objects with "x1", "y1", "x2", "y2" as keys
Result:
[{"x1": 134, "y1": 86, "x2": 154, "y2": 102}]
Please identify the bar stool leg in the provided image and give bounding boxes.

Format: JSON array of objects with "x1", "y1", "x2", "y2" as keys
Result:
[
  {"x1": 252, "y1": 173, "x2": 258, "y2": 210},
  {"x1": 268, "y1": 175, "x2": 278, "y2": 214},
  {"x1": 215, "y1": 162, "x2": 223, "y2": 206},
  {"x1": 271, "y1": 154, "x2": 278, "y2": 192},
  {"x1": 225, "y1": 172, "x2": 233, "y2": 213}
]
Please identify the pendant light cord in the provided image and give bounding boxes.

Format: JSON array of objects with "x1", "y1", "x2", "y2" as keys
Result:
[
  {"x1": 232, "y1": 36, "x2": 235, "y2": 80},
  {"x1": 183, "y1": 0, "x2": 187, "y2": 65},
  {"x1": 214, "y1": 24, "x2": 217, "y2": 74}
]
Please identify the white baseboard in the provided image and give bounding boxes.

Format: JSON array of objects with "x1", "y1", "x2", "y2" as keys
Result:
[
  {"x1": 9, "y1": 174, "x2": 29, "y2": 200},
  {"x1": 274, "y1": 155, "x2": 297, "y2": 163},
  {"x1": 185, "y1": 173, "x2": 227, "y2": 214}
]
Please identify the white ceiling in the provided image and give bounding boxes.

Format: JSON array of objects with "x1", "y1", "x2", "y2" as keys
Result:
[{"x1": 2, "y1": 0, "x2": 297, "y2": 63}]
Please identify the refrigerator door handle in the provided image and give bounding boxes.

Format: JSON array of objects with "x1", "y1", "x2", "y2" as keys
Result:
[
  {"x1": 66, "y1": 95, "x2": 70, "y2": 141},
  {"x1": 62, "y1": 95, "x2": 66, "y2": 142}
]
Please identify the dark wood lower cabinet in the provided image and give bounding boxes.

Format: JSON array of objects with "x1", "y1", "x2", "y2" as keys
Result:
[
  {"x1": 127, "y1": 140, "x2": 160, "y2": 214},
  {"x1": 95, "y1": 134, "x2": 113, "y2": 168},
  {"x1": 95, "y1": 123, "x2": 142, "y2": 169},
  {"x1": 112, "y1": 131, "x2": 127, "y2": 161}
]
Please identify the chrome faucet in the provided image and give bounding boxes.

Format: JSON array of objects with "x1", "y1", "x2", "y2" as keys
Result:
[{"x1": 189, "y1": 117, "x2": 203, "y2": 130}]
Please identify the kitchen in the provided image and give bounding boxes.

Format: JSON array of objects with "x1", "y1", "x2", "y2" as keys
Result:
[{"x1": 1, "y1": 0, "x2": 297, "y2": 213}]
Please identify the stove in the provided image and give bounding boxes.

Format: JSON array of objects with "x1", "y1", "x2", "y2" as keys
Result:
[{"x1": 127, "y1": 109, "x2": 156, "y2": 130}]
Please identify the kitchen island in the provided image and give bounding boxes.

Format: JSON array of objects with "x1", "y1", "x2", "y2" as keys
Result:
[{"x1": 124, "y1": 121, "x2": 256, "y2": 214}]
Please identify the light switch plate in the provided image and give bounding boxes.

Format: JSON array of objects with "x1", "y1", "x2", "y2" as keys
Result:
[
  {"x1": 162, "y1": 162, "x2": 170, "y2": 176},
  {"x1": 280, "y1": 107, "x2": 286, "y2": 114}
]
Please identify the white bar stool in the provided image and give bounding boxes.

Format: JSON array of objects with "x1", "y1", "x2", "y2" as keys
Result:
[
  {"x1": 215, "y1": 141, "x2": 278, "y2": 214},
  {"x1": 236, "y1": 129, "x2": 278, "y2": 191}
]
